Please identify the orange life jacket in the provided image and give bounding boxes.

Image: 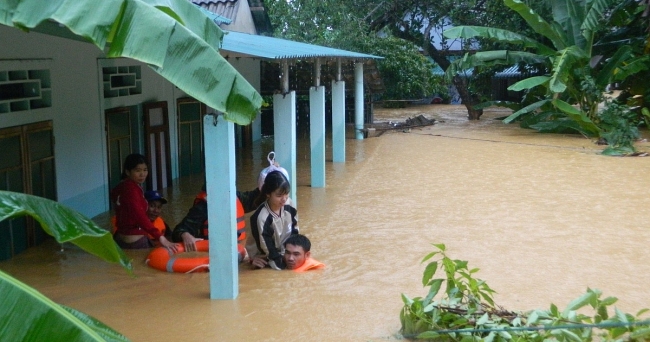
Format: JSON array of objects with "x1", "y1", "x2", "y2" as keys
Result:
[
  {"x1": 293, "y1": 257, "x2": 325, "y2": 272},
  {"x1": 194, "y1": 191, "x2": 246, "y2": 242}
]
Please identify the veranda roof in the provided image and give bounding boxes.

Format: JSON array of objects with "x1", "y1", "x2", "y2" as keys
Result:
[{"x1": 220, "y1": 30, "x2": 382, "y2": 61}]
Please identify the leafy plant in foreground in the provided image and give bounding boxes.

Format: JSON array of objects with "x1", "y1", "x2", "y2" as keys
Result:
[
  {"x1": 400, "y1": 243, "x2": 650, "y2": 341},
  {"x1": 0, "y1": 191, "x2": 132, "y2": 341}
]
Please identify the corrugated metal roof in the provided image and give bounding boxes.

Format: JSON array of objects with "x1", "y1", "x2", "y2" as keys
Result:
[
  {"x1": 221, "y1": 30, "x2": 382, "y2": 60},
  {"x1": 192, "y1": 0, "x2": 239, "y2": 27}
]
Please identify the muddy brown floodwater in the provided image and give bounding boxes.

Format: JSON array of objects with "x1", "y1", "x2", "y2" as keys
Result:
[{"x1": 2, "y1": 104, "x2": 650, "y2": 342}]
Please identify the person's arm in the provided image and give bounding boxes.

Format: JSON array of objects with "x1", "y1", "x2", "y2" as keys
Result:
[
  {"x1": 286, "y1": 202, "x2": 299, "y2": 235},
  {"x1": 172, "y1": 201, "x2": 207, "y2": 242},
  {"x1": 236, "y1": 188, "x2": 261, "y2": 213}
]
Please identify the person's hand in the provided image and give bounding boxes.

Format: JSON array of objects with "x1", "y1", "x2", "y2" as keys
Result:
[
  {"x1": 158, "y1": 236, "x2": 178, "y2": 253},
  {"x1": 250, "y1": 256, "x2": 268, "y2": 269},
  {"x1": 181, "y1": 232, "x2": 199, "y2": 252}
]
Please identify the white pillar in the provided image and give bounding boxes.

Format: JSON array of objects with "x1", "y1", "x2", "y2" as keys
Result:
[
  {"x1": 354, "y1": 62, "x2": 364, "y2": 140},
  {"x1": 332, "y1": 80, "x2": 346, "y2": 163},
  {"x1": 273, "y1": 91, "x2": 297, "y2": 205},
  {"x1": 310, "y1": 85, "x2": 326, "y2": 187},
  {"x1": 204, "y1": 114, "x2": 238, "y2": 299}
]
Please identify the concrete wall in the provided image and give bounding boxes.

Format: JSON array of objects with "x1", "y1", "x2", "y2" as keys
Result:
[{"x1": 0, "y1": 24, "x2": 261, "y2": 218}]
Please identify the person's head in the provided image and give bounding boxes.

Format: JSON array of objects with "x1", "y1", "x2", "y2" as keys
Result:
[
  {"x1": 261, "y1": 170, "x2": 290, "y2": 210},
  {"x1": 144, "y1": 190, "x2": 167, "y2": 221},
  {"x1": 121, "y1": 153, "x2": 148, "y2": 184},
  {"x1": 283, "y1": 234, "x2": 311, "y2": 270}
]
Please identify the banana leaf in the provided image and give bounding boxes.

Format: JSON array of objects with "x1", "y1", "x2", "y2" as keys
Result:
[
  {"x1": 505, "y1": 0, "x2": 566, "y2": 51},
  {"x1": 445, "y1": 51, "x2": 547, "y2": 80},
  {"x1": 552, "y1": 99, "x2": 601, "y2": 137},
  {"x1": 0, "y1": 0, "x2": 262, "y2": 125},
  {"x1": 443, "y1": 26, "x2": 555, "y2": 56},
  {"x1": 549, "y1": 45, "x2": 587, "y2": 93},
  {"x1": 0, "y1": 191, "x2": 132, "y2": 271},
  {"x1": 0, "y1": 269, "x2": 129, "y2": 341},
  {"x1": 582, "y1": 0, "x2": 616, "y2": 33},
  {"x1": 529, "y1": 118, "x2": 585, "y2": 134},
  {"x1": 612, "y1": 55, "x2": 649, "y2": 83},
  {"x1": 507, "y1": 76, "x2": 550, "y2": 92},
  {"x1": 595, "y1": 45, "x2": 632, "y2": 87},
  {"x1": 503, "y1": 99, "x2": 552, "y2": 124}
]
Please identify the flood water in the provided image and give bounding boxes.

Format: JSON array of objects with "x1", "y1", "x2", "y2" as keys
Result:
[{"x1": 2, "y1": 104, "x2": 650, "y2": 341}]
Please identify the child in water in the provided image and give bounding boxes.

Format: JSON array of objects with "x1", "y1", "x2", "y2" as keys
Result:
[{"x1": 249, "y1": 170, "x2": 299, "y2": 270}]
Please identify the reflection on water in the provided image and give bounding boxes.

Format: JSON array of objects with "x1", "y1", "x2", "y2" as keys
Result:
[{"x1": 2, "y1": 105, "x2": 650, "y2": 341}]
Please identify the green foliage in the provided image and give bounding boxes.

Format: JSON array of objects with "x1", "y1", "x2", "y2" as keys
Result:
[
  {"x1": 400, "y1": 243, "x2": 650, "y2": 341},
  {"x1": 443, "y1": 0, "x2": 650, "y2": 142},
  {"x1": 264, "y1": 1, "x2": 448, "y2": 102},
  {"x1": 0, "y1": 270, "x2": 129, "y2": 341},
  {"x1": 598, "y1": 101, "x2": 641, "y2": 156},
  {"x1": 355, "y1": 36, "x2": 438, "y2": 101},
  {"x1": 0, "y1": 190, "x2": 132, "y2": 340}
]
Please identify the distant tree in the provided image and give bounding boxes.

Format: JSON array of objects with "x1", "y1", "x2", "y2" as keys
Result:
[
  {"x1": 264, "y1": 0, "x2": 438, "y2": 104},
  {"x1": 365, "y1": 0, "x2": 551, "y2": 120}
]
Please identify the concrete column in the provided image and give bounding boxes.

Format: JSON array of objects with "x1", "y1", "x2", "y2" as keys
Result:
[
  {"x1": 204, "y1": 114, "x2": 238, "y2": 299},
  {"x1": 273, "y1": 91, "x2": 297, "y2": 205},
  {"x1": 355, "y1": 62, "x2": 364, "y2": 140},
  {"x1": 310, "y1": 85, "x2": 326, "y2": 187},
  {"x1": 332, "y1": 79, "x2": 346, "y2": 163}
]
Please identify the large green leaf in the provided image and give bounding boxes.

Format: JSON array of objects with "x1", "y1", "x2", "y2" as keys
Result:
[
  {"x1": 505, "y1": 0, "x2": 566, "y2": 51},
  {"x1": 595, "y1": 44, "x2": 632, "y2": 88},
  {"x1": 552, "y1": 99, "x2": 601, "y2": 136},
  {"x1": 445, "y1": 51, "x2": 547, "y2": 80},
  {"x1": 0, "y1": 0, "x2": 262, "y2": 125},
  {"x1": 443, "y1": 26, "x2": 555, "y2": 56},
  {"x1": 582, "y1": 0, "x2": 616, "y2": 33},
  {"x1": 0, "y1": 191, "x2": 132, "y2": 271},
  {"x1": 552, "y1": 0, "x2": 585, "y2": 48},
  {"x1": 507, "y1": 76, "x2": 550, "y2": 92},
  {"x1": 503, "y1": 99, "x2": 552, "y2": 124},
  {"x1": 0, "y1": 269, "x2": 128, "y2": 341},
  {"x1": 549, "y1": 45, "x2": 587, "y2": 93}
]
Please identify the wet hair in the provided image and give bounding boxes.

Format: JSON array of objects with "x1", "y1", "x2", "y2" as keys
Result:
[
  {"x1": 284, "y1": 234, "x2": 311, "y2": 252},
  {"x1": 121, "y1": 153, "x2": 147, "y2": 179},
  {"x1": 254, "y1": 170, "x2": 290, "y2": 207}
]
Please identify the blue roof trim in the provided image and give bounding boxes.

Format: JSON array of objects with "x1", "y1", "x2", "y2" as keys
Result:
[{"x1": 221, "y1": 31, "x2": 382, "y2": 60}]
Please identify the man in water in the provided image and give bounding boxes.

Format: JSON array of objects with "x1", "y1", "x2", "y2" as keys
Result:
[{"x1": 250, "y1": 234, "x2": 324, "y2": 272}]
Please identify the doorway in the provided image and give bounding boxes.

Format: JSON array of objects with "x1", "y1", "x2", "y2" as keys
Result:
[
  {"x1": 177, "y1": 97, "x2": 206, "y2": 177},
  {"x1": 105, "y1": 107, "x2": 133, "y2": 193},
  {"x1": 0, "y1": 121, "x2": 56, "y2": 260},
  {"x1": 143, "y1": 101, "x2": 172, "y2": 191}
]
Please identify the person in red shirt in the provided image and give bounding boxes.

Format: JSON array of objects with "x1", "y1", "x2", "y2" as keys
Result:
[{"x1": 110, "y1": 154, "x2": 176, "y2": 251}]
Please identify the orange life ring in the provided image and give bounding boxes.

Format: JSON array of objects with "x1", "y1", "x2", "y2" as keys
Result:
[
  {"x1": 147, "y1": 240, "x2": 209, "y2": 273},
  {"x1": 146, "y1": 240, "x2": 247, "y2": 273}
]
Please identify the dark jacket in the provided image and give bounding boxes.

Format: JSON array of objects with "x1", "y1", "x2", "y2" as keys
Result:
[{"x1": 171, "y1": 188, "x2": 260, "y2": 242}]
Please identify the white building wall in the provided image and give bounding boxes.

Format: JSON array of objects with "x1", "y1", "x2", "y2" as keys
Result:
[
  {"x1": 0, "y1": 25, "x2": 260, "y2": 219},
  {"x1": 0, "y1": 26, "x2": 183, "y2": 218}
]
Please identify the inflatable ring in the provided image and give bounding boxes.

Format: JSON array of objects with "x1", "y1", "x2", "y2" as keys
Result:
[
  {"x1": 146, "y1": 240, "x2": 248, "y2": 273},
  {"x1": 146, "y1": 240, "x2": 210, "y2": 273}
]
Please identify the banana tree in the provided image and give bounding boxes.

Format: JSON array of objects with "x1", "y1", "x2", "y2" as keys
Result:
[
  {"x1": 443, "y1": 0, "x2": 628, "y2": 137},
  {"x1": 0, "y1": 0, "x2": 263, "y2": 125},
  {"x1": 0, "y1": 191, "x2": 132, "y2": 340}
]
